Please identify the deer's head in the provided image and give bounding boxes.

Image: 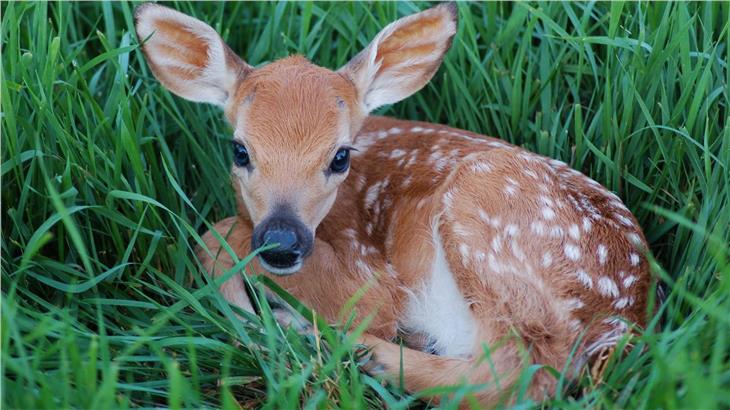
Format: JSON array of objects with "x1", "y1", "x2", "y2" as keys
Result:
[{"x1": 135, "y1": 3, "x2": 457, "y2": 275}]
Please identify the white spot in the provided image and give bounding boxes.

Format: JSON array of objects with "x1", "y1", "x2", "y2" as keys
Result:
[
  {"x1": 564, "y1": 244, "x2": 581, "y2": 261},
  {"x1": 505, "y1": 224, "x2": 519, "y2": 236},
  {"x1": 541, "y1": 207, "x2": 556, "y2": 220},
  {"x1": 523, "y1": 169, "x2": 539, "y2": 179},
  {"x1": 355, "y1": 259, "x2": 373, "y2": 277},
  {"x1": 474, "y1": 250, "x2": 487, "y2": 263},
  {"x1": 542, "y1": 252, "x2": 553, "y2": 267},
  {"x1": 612, "y1": 297, "x2": 631, "y2": 309},
  {"x1": 470, "y1": 162, "x2": 492, "y2": 173},
  {"x1": 576, "y1": 270, "x2": 593, "y2": 289},
  {"x1": 582, "y1": 217, "x2": 593, "y2": 232},
  {"x1": 531, "y1": 221, "x2": 546, "y2": 236},
  {"x1": 491, "y1": 236, "x2": 502, "y2": 253},
  {"x1": 478, "y1": 209, "x2": 490, "y2": 222},
  {"x1": 402, "y1": 233, "x2": 477, "y2": 358},
  {"x1": 479, "y1": 210, "x2": 502, "y2": 228},
  {"x1": 488, "y1": 253, "x2": 503, "y2": 273},
  {"x1": 568, "y1": 224, "x2": 580, "y2": 240},
  {"x1": 429, "y1": 149, "x2": 443, "y2": 161},
  {"x1": 459, "y1": 243, "x2": 471, "y2": 263},
  {"x1": 550, "y1": 226, "x2": 564, "y2": 238},
  {"x1": 614, "y1": 213, "x2": 634, "y2": 227},
  {"x1": 388, "y1": 127, "x2": 402, "y2": 135},
  {"x1": 434, "y1": 157, "x2": 450, "y2": 172},
  {"x1": 410, "y1": 126, "x2": 423, "y2": 133},
  {"x1": 630, "y1": 253, "x2": 640, "y2": 266},
  {"x1": 377, "y1": 130, "x2": 388, "y2": 139},
  {"x1": 510, "y1": 239, "x2": 526, "y2": 261},
  {"x1": 597, "y1": 277, "x2": 620, "y2": 298},
  {"x1": 364, "y1": 181, "x2": 383, "y2": 209},
  {"x1": 538, "y1": 195, "x2": 554, "y2": 207},
  {"x1": 627, "y1": 233, "x2": 642, "y2": 246},
  {"x1": 504, "y1": 184, "x2": 518, "y2": 196},
  {"x1": 389, "y1": 149, "x2": 406, "y2": 159},
  {"x1": 622, "y1": 275, "x2": 637, "y2": 288},
  {"x1": 579, "y1": 196, "x2": 602, "y2": 220},
  {"x1": 597, "y1": 245, "x2": 608, "y2": 265},
  {"x1": 564, "y1": 298, "x2": 585, "y2": 311},
  {"x1": 343, "y1": 228, "x2": 358, "y2": 239}
]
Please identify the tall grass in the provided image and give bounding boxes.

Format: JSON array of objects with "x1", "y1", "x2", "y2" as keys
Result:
[{"x1": 2, "y1": 1, "x2": 729, "y2": 408}]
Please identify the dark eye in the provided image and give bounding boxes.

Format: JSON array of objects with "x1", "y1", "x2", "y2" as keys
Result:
[
  {"x1": 329, "y1": 148, "x2": 350, "y2": 173},
  {"x1": 232, "y1": 141, "x2": 250, "y2": 167}
]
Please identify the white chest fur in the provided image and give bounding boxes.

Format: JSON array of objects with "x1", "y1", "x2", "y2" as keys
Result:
[{"x1": 401, "y1": 232, "x2": 477, "y2": 358}]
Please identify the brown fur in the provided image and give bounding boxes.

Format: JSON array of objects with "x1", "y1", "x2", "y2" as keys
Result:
[{"x1": 137, "y1": 3, "x2": 653, "y2": 406}]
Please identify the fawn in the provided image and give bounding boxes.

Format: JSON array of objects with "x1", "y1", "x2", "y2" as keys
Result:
[{"x1": 135, "y1": 3, "x2": 653, "y2": 405}]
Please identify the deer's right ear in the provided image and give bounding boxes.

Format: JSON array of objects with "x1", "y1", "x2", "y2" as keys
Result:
[
  {"x1": 338, "y1": 3, "x2": 457, "y2": 113},
  {"x1": 134, "y1": 3, "x2": 251, "y2": 107}
]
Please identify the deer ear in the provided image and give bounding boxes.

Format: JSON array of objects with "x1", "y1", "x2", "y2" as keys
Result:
[
  {"x1": 339, "y1": 3, "x2": 457, "y2": 113},
  {"x1": 134, "y1": 3, "x2": 252, "y2": 107}
]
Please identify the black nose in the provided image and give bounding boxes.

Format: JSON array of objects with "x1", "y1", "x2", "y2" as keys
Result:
[
  {"x1": 251, "y1": 208, "x2": 313, "y2": 271},
  {"x1": 260, "y1": 228, "x2": 301, "y2": 268}
]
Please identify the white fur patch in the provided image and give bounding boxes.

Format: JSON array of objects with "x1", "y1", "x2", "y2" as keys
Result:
[
  {"x1": 582, "y1": 217, "x2": 593, "y2": 232},
  {"x1": 568, "y1": 224, "x2": 581, "y2": 240},
  {"x1": 541, "y1": 207, "x2": 556, "y2": 220},
  {"x1": 542, "y1": 252, "x2": 553, "y2": 267},
  {"x1": 629, "y1": 253, "x2": 640, "y2": 266},
  {"x1": 576, "y1": 270, "x2": 593, "y2": 289},
  {"x1": 597, "y1": 277, "x2": 620, "y2": 298},
  {"x1": 389, "y1": 149, "x2": 406, "y2": 159},
  {"x1": 622, "y1": 275, "x2": 638, "y2": 288},
  {"x1": 402, "y1": 233, "x2": 477, "y2": 358},
  {"x1": 564, "y1": 243, "x2": 581, "y2": 261},
  {"x1": 597, "y1": 244, "x2": 608, "y2": 265}
]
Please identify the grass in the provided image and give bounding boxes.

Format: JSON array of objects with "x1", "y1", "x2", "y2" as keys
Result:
[{"x1": 2, "y1": 1, "x2": 729, "y2": 408}]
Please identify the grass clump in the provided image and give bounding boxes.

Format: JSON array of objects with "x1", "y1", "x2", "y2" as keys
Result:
[{"x1": 2, "y1": 1, "x2": 729, "y2": 408}]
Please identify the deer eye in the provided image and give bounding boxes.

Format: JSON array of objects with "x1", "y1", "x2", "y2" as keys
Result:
[
  {"x1": 232, "y1": 141, "x2": 250, "y2": 167},
  {"x1": 329, "y1": 148, "x2": 350, "y2": 173}
]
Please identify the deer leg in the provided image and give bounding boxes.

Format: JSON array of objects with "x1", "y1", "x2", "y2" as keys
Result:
[{"x1": 357, "y1": 332, "x2": 523, "y2": 406}]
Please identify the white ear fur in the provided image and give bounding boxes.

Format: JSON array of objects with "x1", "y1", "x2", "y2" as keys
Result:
[
  {"x1": 339, "y1": 3, "x2": 458, "y2": 113},
  {"x1": 135, "y1": 3, "x2": 251, "y2": 106}
]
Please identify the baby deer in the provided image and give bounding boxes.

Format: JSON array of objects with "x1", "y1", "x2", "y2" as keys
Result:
[{"x1": 136, "y1": 3, "x2": 653, "y2": 405}]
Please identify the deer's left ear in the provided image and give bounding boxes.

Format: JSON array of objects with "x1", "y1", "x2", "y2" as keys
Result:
[
  {"x1": 135, "y1": 3, "x2": 252, "y2": 107},
  {"x1": 339, "y1": 3, "x2": 458, "y2": 113}
]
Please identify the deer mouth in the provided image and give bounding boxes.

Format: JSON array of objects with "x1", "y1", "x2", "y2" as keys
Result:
[{"x1": 258, "y1": 258, "x2": 304, "y2": 276}]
